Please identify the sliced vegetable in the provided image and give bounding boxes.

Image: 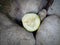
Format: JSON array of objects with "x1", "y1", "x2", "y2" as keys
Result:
[{"x1": 22, "y1": 13, "x2": 40, "y2": 32}]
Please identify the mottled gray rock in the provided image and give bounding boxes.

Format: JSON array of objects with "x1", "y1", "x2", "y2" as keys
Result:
[
  {"x1": 39, "y1": 9, "x2": 47, "y2": 20},
  {"x1": 9, "y1": 0, "x2": 47, "y2": 20},
  {"x1": 36, "y1": 15, "x2": 60, "y2": 45},
  {"x1": 0, "y1": 13, "x2": 35, "y2": 45},
  {"x1": 0, "y1": 13, "x2": 14, "y2": 30},
  {"x1": 48, "y1": 0, "x2": 60, "y2": 17}
]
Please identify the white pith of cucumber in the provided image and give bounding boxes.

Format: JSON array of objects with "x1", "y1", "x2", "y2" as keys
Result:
[{"x1": 22, "y1": 13, "x2": 40, "y2": 32}]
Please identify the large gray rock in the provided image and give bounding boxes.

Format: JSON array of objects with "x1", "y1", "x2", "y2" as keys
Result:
[
  {"x1": 9, "y1": 0, "x2": 47, "y2": 20},
  {"x1": 0, "y1": 13, "x2": 35, "y2": 45},
  {"x1": 48, "y1": 0, "x2": 60, "y2": 17},
  {"x1": 36, "y1": 15, "x2": 60, "y2": 45},
  {"x1": 0, "y1": 13, "x2": 14, "y2": 30}
]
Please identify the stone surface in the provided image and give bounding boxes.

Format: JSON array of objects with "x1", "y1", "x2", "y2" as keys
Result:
[
  {"x1": 48, "y1": 0, "x2": 60, "y2": 17},
  {"x1": 39, "y1": 9, "x2": 47, "y2": 20},
  {"x1": 36, "y1": 15, "x2": 60, "y2": 45},
  {"x1": 0, "y1": 13, "x2": 35, "y2": 45},
  {"x1": 9, "y1": 0, "x2": 47, "y2": 20}
]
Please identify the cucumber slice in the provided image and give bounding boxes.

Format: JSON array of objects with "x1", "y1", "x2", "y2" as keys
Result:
[{"x1": 22, "y1": 13, "x2": 40, "y2": 32}]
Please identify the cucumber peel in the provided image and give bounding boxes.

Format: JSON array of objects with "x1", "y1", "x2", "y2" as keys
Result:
[{"x1": 22, "y1": 13, "x2": 40, "y2": 32}]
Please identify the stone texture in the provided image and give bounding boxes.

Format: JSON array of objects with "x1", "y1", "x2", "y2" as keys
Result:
[
  {"x1": 9, "y1": 0, "x2": 47, "y2": 20},
  {"x1": 0, "y1": 13, "x2": 35, "y2": 45},
  {"x1": 36, "y1": 15, "x2": 60, "y2": 45},
  {"x1": 48, "y1": 0, "x2": 60, "y2": 17}
]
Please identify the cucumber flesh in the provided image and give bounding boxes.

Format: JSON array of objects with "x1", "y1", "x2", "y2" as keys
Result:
[{"x1": 22, "y1": 13, "x2": 40, "y2": 32}]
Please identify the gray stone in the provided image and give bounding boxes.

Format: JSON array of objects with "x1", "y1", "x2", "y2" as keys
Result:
[
  {"x1": 39, "y1": 9, "x2": 47, "y2": 20},
  {"x1": 0, "y1": 13, "x2": 35, "y2": 45},
  {"x1": 48, "y1": 0, "x2": 60, "y2": 17},
  {"x1": 36, "y1": 15, "x2": 60, "y2": 45},
  {"x1": 9, "y1": 0, "x2": 47, "y2": 20}
]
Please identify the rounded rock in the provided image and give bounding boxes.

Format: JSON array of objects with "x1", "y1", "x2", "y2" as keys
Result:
[
  {"x1": 0, "y1": 13, "x2": 35, "y2": 45},
  {"x1": 36, "y1": 15, "x2": 60, "y2": 45}
]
